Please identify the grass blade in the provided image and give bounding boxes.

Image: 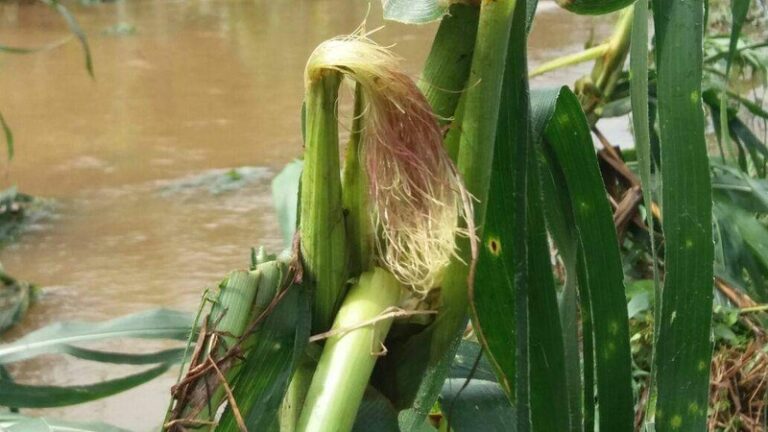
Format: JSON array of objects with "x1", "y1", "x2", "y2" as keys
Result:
[{"x1": 652, "y1": 0, "x2": 714, "y2": 429}]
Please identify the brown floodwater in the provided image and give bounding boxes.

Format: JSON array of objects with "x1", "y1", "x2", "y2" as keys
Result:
[{"x1": 0, "y1": 1, "x2": 621, "y2": 429}]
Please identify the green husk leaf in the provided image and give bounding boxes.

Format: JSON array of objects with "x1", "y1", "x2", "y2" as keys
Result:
[{"x1": 300, "y1": 70, "x2": 348, "y2": 333}]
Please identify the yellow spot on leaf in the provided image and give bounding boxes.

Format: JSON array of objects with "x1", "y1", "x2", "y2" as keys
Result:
[
  {"x1": 688, "y1": 402, "x2": 699, "y2": 414},
  {"x1": 690, "y1": 90, "x2": 700, "y2": 104},
  {"x1": 671, "y1": 415, "x2": 683, "y2": 429},
  {"x1": 487, "y1": 237, "x2": 501, "y2": 256}
]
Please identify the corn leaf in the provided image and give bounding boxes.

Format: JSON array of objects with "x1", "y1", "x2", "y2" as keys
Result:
[
  {"x1": 538, "y1": 154, "x2": 583, "y2": 432},
  {"x1": 727, "y1": 0, "x2": 751, "y2": 76},
  {"x1": 470, "y1": 0, "x2": 530, "y2": 419},
  {"x1": 351, "y1": 387, "x2": 400, "y2": 432},
  {"x1": 0, "y1": 111, "x2": 12, "y2": 161},
  {"x1": 41, "y1": 0, "x2": 93, "y2": 78},
  {"x1": 525, "y1": 154, "x2": 571, "y2": 432},
  {"x1": 0, "y1": 363, "x2": 172, "y2": 408},
  {"x1": 652, "y1": 0, "x2": 714, "y2": 430},
  {"x1": 0, "y1": 414, "x2": 127, "y2": 432},
  {"x1": 57, "y1": 346, "x2": 185, "y2": 365},
  {"x1": 0, "y1": 309, "x2": 193, "y2": 364},
  {"x1": 272, "y1": 160, "x2": 303, "y2": 248},
  {"x1": 381, "y1": 0, "x2": 448, "y2": 24},
  {"x1": 555, "y1": 0, "x2": 638, "y2": 15},
  {"x1": 417, "y1": 3, "x2": 479, "y2": 126},
  {"x1": 532, "y1": 86, "x2": 635, "y2": 431},
  {"x1": 439, "y1": 379, "x2": 516, "y2": 431}
]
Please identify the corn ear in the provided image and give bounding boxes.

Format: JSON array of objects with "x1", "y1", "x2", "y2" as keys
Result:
[{"x1": 301, "y1": 69, "x2": 349, "y2": 333}]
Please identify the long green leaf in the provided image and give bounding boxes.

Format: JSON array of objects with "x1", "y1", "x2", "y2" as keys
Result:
[
  {"x1": 532, "y1": 87, "x2": 634, "y2": 431},
  {"x1": 525, "y1": 154, "x2": 571, "y2": 432},
  {"x1": 727, "y1": 0, "x2": 751, "y2": 76},
  {"x1": 470, "y1": 0, "x2": 530, "y2": 423},
  {"x1": 631, "y1": 0, "x2": 653, "y2": 282},
  {"x1": 538, "y1": 148, "x2": 583, "y2": 432},
  {"x1": 417, "y1": 3, "x2": 479, "y2": 126},
  {"x1": 0, "y1": 111, "x2": 13, "y2": 161},
  {"x1": 0, "y1": 414, "x2": 127, "y2": 432},
  {"x1": 41, "y1": 0, "x2": 94, "y2": 78},
  {"x1": 652, "y1": 0, "x2": 714, "y2": 430},
  {"x1": 58, "y1": 346, "x2": 184, "y2": 365},
  {"x1": 0, "y1": 309, "x2": 193, "y2": 364},
  {"x1": 555, "y1": 0, "x2": 637, "y2": 15},
  {"x1": 0, "y1": 363, "x2": 171, "y2": 408}
]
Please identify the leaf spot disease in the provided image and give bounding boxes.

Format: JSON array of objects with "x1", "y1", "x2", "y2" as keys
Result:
[
  {"x1": 609, "y1": 321, "x2": 619, "y2": 335},
  {"x1": 688, "y1": 402, "x2": 700, "y2": 415},
  {"x1": 690, "y1": 90, "x2": 700, "y2": 104},
  {"x1": 698, "y1": 360, "x2": 707, "y2": 371},
  {"x1": 487, "y1": 236, "x2": 501, "y2": 256},
  {"x1": 671, "y1": 415, "x2": 683, "y2": 429},
  {"x1": 604, "y1": 341, "x2": 616, "y2": 359}
]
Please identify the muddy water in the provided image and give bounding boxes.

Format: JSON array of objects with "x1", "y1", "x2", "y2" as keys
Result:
[{"x1": 0, "y1": 1, "x2": 618, "y2": 429}]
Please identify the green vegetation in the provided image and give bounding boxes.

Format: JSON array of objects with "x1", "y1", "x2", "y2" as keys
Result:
[{"x1": 1, "y1": 0, "x2": 767, "y2": 431}]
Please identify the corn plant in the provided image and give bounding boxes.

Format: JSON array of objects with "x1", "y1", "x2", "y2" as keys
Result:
[
  {"x1": 2, "y1": 0, "x2": 759, "y2": 430},
  {"x1": 154, "y1": 0, "x2": 756, "y2": 431}
]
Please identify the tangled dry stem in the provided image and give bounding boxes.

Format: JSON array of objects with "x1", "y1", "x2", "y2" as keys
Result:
[
  {"x1": 306, "y1": 34, "x2": 474, "y2": 295},
  {"x1": 709, "y1": 338, "x2": 768, "y2": 431}
]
